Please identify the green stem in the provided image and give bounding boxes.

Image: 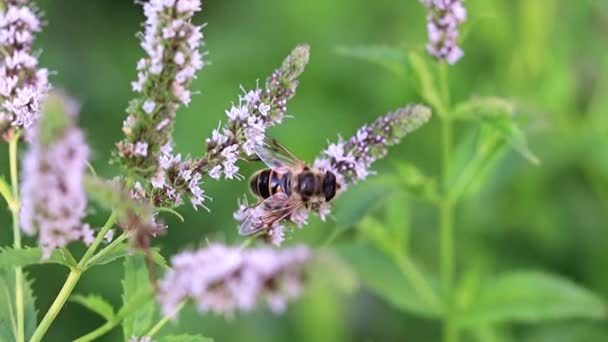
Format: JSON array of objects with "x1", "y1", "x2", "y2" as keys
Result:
[
  {"x1": 145, "y1": 301, "x2": 186, "y2": 337},
  {"x1": 84, "y1": 232, "x2": 128, "y2": 269},
  {"x1": 77, "y1": 212, "x2": 118, "y2": 269},
  {"x1": 74, "y1": 288, "x2": 154, "y2": 342},
  {"x1": 438, "y1": 63, "x2": 457, "y2": 342},
  {"x1": 439, "y1": 62, "x2": 451, "y2": 110},
  {"x1": 29, "y1": 269, "x2": 82, "y2": 342},
  {"x1": 9, "y1": 132, "x2": 25, "y2": 342},
  {"x1": 29, "y1": 212, "x2": 117, "y2": 342}
]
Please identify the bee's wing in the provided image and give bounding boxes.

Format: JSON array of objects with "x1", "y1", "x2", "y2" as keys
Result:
[
  {"x1": 239, "y1": 192, "x2": 305, "y2": 236},
  {"x1": 254, "y1": 136, "x2": 304, "y2": 170}
]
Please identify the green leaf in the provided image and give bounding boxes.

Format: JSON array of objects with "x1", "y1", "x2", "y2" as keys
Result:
[
  {"x1": 448, "y1": 126, "x2": 508, "y2": 201},
  {"x1": 336, "y1": 45, "x2": 409, "y2": 77},
  {"x1": 335, "y1": 243, "x2": 442, "y2": 318},
  {"x1": 87, "y1": 243, "x2": 167, "y2": 269},
  {"x1": 458, "y1": 271, "x2": 607, "y2": 327},
  {"x1": 357, "y1": 216, "x2": 393, "y2": 257},
  {"x1": 70, "y1": 294, "x2": 115, "y2": 321},
  {"x1": 122, "y1": 255, "x2": 156, "y2": 340},
  {"x1": 332, "y1": 177, "x2": 395, "y2": 232},
  {"x1": 310, "y1": 251, "x2": 358, "y2": 294},
  {"x1": 0, "y1": 247, "x2": 77, "y2": 269},
  {"x1": 408, "y1": 52, "x2": 445, "y2": 116},
  {"x1": 452, "y1": 97, "x2": 540, "y2": 165},
  {"x1": 384, "y1": 190, "x2": 411, "y2": 254},
  {"x1": 393, "y1": 162, "x2": 439, "y2": 203},
  {"x1": 0, "y1": 176, "x2": 14, "y2": 209},
  {"x1": 157, "y1": 334, "x2": 213, "y2": 342},
  {"x1": 0, "y1": 269, "x2": 37, "y2": 341}
]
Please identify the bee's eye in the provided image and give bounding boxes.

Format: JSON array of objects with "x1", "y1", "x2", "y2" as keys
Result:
[{"x1": 324, "y1": 171, "x2": 337, "y2": 201}]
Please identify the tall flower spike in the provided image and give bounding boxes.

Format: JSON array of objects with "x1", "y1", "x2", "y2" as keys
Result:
[
  {"x1": 0, "y1": 0, "x2": 50, "y2": 140},
  {"x1": 234, "y1": 105, "x2": 432, "y2": 245},
  {"x1": 158, "y1": 244, "x2": 311, "y2": 317},
  {"x1": 116, "y1": 0, "x2": 205, "y2": 176},
  {"x1": 146, "y1": 45, "x2": 310, "y2": 210},
  {"x1": 198, "y1": 44, "x2": 310, "y2": 181},
  {"x1": 20, "y1": 91, "x2": 92, "y2": 258},
  {"x1": 420, "y1": 0, "x2": 467, "y2": 65}
]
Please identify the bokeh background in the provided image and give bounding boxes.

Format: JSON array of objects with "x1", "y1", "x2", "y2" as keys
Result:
[{"x1": 1, "y1": 0, "x2": 608, "y2": 341}]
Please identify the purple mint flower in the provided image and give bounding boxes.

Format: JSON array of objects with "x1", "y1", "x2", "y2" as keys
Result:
[
  {"x1": 315, "y1": 105, "x2": 431, "y2": 189},
  {"x1": 135, "y1": 45, "x2": 310, "y2": 211},
  {"x1": 0, "y1": 0, "x2": 49, "y2": 140},
  {"x1": 233, "y1": 105, "x2": 431, "y2": 245},
  {"x1": 420, "y1": 0, "x2": 467, "y2": 64},
  {"x1": 116, "y1": 0, "x2": 206, "y2": 175},
  {"x1": 20, "y1": 92, "x2": 91, "y2": 258},
  {"x1": 158, "y1": 243, "x2": 311, "y2": 317},
  {"x1": 197, "y1": 44, "x2": 310, "y2": 181}
]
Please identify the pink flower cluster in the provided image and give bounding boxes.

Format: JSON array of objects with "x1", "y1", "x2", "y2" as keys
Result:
[
  {"x1": 158, "y1": 243, "x2": 310, "y2": 317},
  {"x1": 315, "y1": 105, "x2": 431, "y2": 190},
  {"x1": 148, "y1": 143, "x2": 208, "y2": 210},
  {"x1": 20, "y1": 93, "x2": 93, "y2": 258},
  {"x1": 139, "y1": 45, "x2": 309, "y2": 210},
  {"x1": 0, "y1": 0, "x2": 49, "y2": 140},
  {"x1": 420, "y1": 0, "x2": 467, "y2": 64},
  {"x1": 200, "y1": 45, "x2": 310, "y2": 181},
  {"x1": 117, "y1": 0, "x2": 205, "y2": 175}
]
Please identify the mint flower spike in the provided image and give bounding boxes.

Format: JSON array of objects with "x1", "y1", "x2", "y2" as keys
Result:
[
  {"x1": 158, "y1": 243, "x2": 311, "y2": 318},
  {"x1": 0, "y1": 0, "x2": 50, "y2": 141},
  {"x1": 420, "y1": 0, "x2": 467, "y2": 65},
  {"x1": 116, "y1": 0, "x2": 205, "y2": 176},
  {"x1": 315, "y1": 104, "x2": 432, "y2": 190},
  {"x1": 233, "y1": 104, "x2": 432, "y2": 246},
  {"x1": 20, "y1": 91, "x2": 92, "y2": 258},
  {"x1": 199, "y1": 44, "x2": 310, "y2": 180},
  {"x1": 145, "y1": 45, "x2": 310, "y2": 210}
]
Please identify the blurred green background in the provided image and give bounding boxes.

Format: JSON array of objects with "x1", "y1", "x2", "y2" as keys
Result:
[{"x1": 1, "y1": 0, "x2": 608, "y2": 341}]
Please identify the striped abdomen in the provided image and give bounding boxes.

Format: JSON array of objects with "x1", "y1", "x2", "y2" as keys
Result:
[{"x1": 249, "y1": 168, "x2": 292, "y2": 199}]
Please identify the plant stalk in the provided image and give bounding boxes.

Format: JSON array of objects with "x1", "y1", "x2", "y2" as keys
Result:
[
  {"x1": 29, "y1": 212, "x2": 117, "y2": 342},
  {"x1": 74, "y1": 288, "x2": 154, "y2": 342},
  {"x1": 29, "y1": 269, "x2": 82, "y2": 342},
  {"x1": 439, "y1": 62, "x2": 457, "y2": 342},
  {"x1": 9, "y1": 132, "x2": 25, "y2": 342},
  {"x1": 144, "y1": 301, "x2": 186, "y2": 337}
]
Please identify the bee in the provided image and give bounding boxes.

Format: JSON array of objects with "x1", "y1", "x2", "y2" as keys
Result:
[{"x1": 239, "y1": 137, "x2": 341, "y2": 236}]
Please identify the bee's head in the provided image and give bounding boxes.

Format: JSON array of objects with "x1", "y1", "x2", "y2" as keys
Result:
[{"x1": 323, "y1": 170, "x2": 339, "y2": 202}]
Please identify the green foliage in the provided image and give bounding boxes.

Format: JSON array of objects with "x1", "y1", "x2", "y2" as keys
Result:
[
  {"x1": 458, "y1": 271, "x2": 607, "y2": 327},
  {"x1": 0, "y1": 177, "x2": 12, "y2": 208},
  {"x1": 408, "y1": 52, "x2": 446, "y2": 116},
  {"x1": 70, "y1": 294, "x2": 115, "y2": 321},
  {"x1": 383, "y1": 190, "x2": 411, "y2": 253},
  {"x1": 448, "y1": 126, "x2": 508, "y2": 201},
  {"x1": 393, "y1": 162, "x2": 439, "y2": 203},
  {"x1": 0, "y1": 270, "x2": 37, "y2": 341},
  {"x1": 0, "y1": 247, "x2": 77, "y2": 269},
  {"x1": 85, "y1": 243, "x2": 167, "y2": 269},
  {"x1": 309, "y1": 251, "x2": 358, "y2": 294},
  {"x1": 121, "y1": 255, "x2": 157, "y2": 340},
  {"x1": 335, "y1": 243, "x2": 441, "y2": 318},
  {"x1": 453, "y1": 97, "x2": 540, "y2": 165},
  {"x1": 158, "y1": 334, "x2": 213, "y2": 342}
]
